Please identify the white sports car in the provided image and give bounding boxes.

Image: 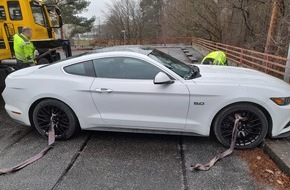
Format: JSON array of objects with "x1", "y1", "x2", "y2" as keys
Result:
[{"x1": 2, "y1": 46, "x2": 290, "y2": 149}]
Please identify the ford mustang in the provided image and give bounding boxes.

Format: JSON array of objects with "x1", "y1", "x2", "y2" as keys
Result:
[{"x1": 2, "y1": 46, "x2": 290, "y2": 149}]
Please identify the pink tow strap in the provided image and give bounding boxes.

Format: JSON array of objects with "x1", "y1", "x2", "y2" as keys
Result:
[
  {"x1": 0, "y1": 113, "x2": 243, "y2": 173},
  {"x1": 190, "y1": 114, "x2": 244, "y2": 171},
  {"x1": 0, "y1": 113, "x2": 56, "y2": 175}
]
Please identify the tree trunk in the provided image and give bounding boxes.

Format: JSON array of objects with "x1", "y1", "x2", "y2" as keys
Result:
[{"x1": 265, "y1": 0, "x2": 280, "y2": 54}]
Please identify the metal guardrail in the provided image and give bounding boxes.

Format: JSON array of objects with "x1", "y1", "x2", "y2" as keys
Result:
[
  {"x1": 192, "y1": 37, "x2": 290, "y2": 82},
  {"x1": 90, "y1": 36, "x2": 290, "y2": 82},
  {"x1": 91, "y1": 37, "x2": 193, "y2": 46}
]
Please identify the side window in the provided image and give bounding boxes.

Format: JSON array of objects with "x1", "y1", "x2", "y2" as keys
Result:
[
  {"x1": 0, "y1": 6, "x2": 6, "y2": 20},
  {"x1": 8, "y1": 1, "x2": 22, "y2": 20},
  {"x1": 64, "y1": 61, "x2": 95, "y2": 77},
  {"x1": 30, "y1": 3, "x2": 47, "y2": 26},
  {"x1": 93, "y1": 57, "x2": 162, "y2": 80}
]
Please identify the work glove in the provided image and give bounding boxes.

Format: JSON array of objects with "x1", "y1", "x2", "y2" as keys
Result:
[{"x1": 34, "y1": 50, "x2": 40, "y2": 58}]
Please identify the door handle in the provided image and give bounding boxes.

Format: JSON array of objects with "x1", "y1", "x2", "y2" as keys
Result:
[{"x1": 95, "y1": 88, "x2": 113, "y2": 93}]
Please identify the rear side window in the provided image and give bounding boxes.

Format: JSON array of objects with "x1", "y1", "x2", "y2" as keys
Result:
[
  {"x1": 8, "y1": 1, "x2": 22, "y2": 20},
  {"x1": 64, "y1": 61, "x2": 95, "y2": 77},
  {"x1": 0, "y1": 6, "x2": 6, "y2": 20}
]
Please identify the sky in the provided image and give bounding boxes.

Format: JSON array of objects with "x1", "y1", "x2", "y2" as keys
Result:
[{"x1": 81, "y1": 0, "x2": 112, "y2": 23}]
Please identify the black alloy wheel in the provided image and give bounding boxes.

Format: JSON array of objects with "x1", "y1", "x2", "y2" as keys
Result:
[
  {"x1": 32, "y1": 99, "x2": 78, "y2": 140},
  {"x1": 213, "y1": 103, "x2": 268, "y2": 149}
]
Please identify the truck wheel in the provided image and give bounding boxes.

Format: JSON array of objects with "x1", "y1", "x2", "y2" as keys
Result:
[{"x1": 37, "y1": 58, "x2": 50, "y2": 65}]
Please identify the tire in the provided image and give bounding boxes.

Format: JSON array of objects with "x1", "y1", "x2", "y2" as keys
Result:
[
  {"x1": 213, "y1": 103, "x2": 268, "y2": 149},
  {"x1": 32, "y1": 99, "x2": 78, "y2": 140}
]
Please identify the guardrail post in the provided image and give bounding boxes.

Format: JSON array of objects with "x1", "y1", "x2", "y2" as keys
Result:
[
  {"x1": 265, "y1": 55, "x2": 269, "y2": 74},
  {"x1": 225, "y1": 46, "x2": 228, "y2": 55},
  {"x1": 284, "y1": 43, "x2": 290, "y2": 82},
  {"x1": 239, "y1": 49, "x2": 243, "y2": 67}
]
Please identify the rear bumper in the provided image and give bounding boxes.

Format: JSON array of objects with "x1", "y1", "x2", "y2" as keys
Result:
[
  {"x1": 4, "y1": 104, "x2": 31, "y2": 126},
  {"x1": 2, "y1": 86, "x2": 31, "y2": 126},
  {"x1": 8, "y1": 115, "x2": 29, "y2": 126}
]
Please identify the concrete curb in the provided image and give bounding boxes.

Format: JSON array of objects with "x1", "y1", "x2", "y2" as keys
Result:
[{"x1": 263, "y1": 139, "x2": 290, "y2": 177}]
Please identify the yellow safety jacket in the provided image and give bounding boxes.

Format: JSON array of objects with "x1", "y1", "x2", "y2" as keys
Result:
[
  {"x1": 201, "y1": 51, "x2": 227, "y2": 65},
  {"x1": 13, "y1": 33, "x2": 36, "y2": 63}
]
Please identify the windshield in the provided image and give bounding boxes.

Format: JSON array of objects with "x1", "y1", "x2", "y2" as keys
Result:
[{"x1": 149, "y1": 49, "x2": 199, "y2": 79}]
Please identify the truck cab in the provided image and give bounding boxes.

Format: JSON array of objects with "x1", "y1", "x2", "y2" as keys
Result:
[{"x1": 0, "y1": 0, "x2": 71, "y2": 67}]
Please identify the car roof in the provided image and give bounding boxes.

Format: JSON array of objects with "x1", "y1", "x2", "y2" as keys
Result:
[
  {"x1": 92, "y1": 45, "x2": 154, "y2": 55},
  {"x1": 37, "y1": 46, "x2": 156, "y2": 70}
]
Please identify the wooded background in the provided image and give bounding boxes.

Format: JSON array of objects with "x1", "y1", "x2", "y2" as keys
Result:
[
  {"x1": 45, "y1": 0, "x2": 290, "y2": 57},
  {"x1": 103, "y1": 0, "x2": 290, "y2": 56}
]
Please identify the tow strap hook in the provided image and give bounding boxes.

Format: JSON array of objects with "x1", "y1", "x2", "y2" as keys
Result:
[
  {"x1": 49, "y1": 112, "x2": 57, "y2": 146},
  {"x1": 191, "y1": 114, "x2": 244, "y2": 171}
]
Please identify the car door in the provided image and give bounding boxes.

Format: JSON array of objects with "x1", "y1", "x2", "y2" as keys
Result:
[
  {"x1": 90, "y1": 56, "x2": 190, "y2": 130},
  {"x1": 62, "y1": 60, "x2": 105, "y2": 128}
]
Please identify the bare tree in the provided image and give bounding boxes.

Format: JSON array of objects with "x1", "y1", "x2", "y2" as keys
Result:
[
  {"x1": 102, "y1": 0, "x2": 290, "y2": 56},
  {"x1": 104, "y1": 0, "x2": 145, "y2": 43}
]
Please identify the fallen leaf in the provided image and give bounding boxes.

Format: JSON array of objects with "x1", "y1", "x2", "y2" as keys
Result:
[
  {"x1": 265, "y1": 169, "x2": 274, "y2": 174},
  {"x1": 269, "y1": 179, "x2": 274, "y2": 183},
  {"x1": 277, "y1": 180, "x2": 283, "y2": 185}
]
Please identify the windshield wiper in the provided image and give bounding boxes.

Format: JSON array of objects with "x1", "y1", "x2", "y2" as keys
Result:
[
  {"x1": 164, "y1": 64, "x2": 174, "y2": 70},
  {"x1": 184, "y1": 66, "x2": 201, "y2": 80}
]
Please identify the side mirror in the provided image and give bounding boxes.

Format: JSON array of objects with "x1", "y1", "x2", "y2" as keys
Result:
[
  {"x1": 154, "y1": 72, "x2": 174, "y2": 85},
  {"x1": 55, "y1": 6, "x2": 63, "y2": 27}
]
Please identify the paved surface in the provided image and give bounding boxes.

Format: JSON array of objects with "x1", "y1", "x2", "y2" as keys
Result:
[
  {"x1": 0, "y1": 47, "x2": 286, "y2": 190},
  {"x1": 157, "y1": 47, "x2": 191, "y2": 64},
  {"x1": 0, "y1": 106, "x2": 261, "y2": 190},
  {"x1": 183, "y1": 47, "x2": 204, "y2": 63}
]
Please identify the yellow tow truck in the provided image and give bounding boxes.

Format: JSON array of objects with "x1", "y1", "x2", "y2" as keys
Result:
[{"x1": 0, "y1": 0, "x2": 71, "y2": 86}]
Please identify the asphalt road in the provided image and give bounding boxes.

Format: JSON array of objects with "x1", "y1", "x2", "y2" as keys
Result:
[{"x1": 0, "y1": 47, "x2": 268, "y2": 190}]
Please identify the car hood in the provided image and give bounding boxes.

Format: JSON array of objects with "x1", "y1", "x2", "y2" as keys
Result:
[{"x1": 194, "y1": 65, "x2": 290, "y2": 93}]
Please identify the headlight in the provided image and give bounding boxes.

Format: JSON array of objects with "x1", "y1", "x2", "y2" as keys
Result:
[{"x1": 271, "y1": 97, "x2": 290, "y2": 106}]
